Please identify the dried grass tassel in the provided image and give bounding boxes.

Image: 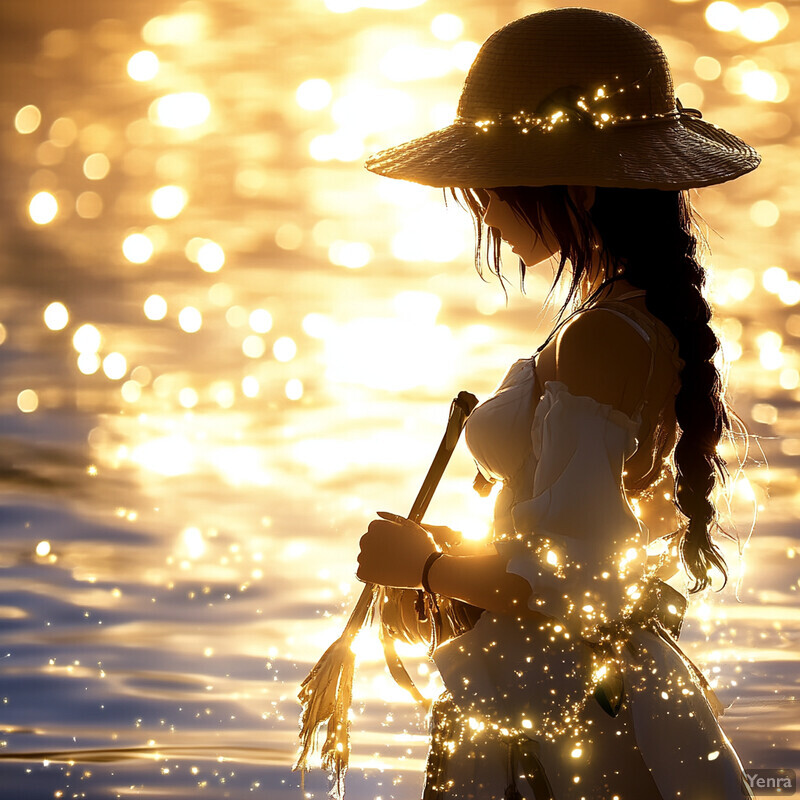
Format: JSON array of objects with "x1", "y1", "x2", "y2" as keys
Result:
[
  {"x1": 294, "y1": 391, "x2": 478, "y2": 799},
  {"x1": 294, "y1": 583, "x2": 377, "y2": 799}
]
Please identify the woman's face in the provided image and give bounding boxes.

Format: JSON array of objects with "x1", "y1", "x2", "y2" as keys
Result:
[{"x1": 482, "y1": 190, "x2": 560, "y2": 267}]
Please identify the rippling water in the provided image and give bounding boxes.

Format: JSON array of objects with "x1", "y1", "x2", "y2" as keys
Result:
[{"x1": 0, "y1": 0, "x2": 797, "y2": 797}]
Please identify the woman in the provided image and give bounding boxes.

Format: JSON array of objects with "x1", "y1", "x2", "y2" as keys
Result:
[{"x1": 356, "y1": 8, "x2": 759, "y2": 799}]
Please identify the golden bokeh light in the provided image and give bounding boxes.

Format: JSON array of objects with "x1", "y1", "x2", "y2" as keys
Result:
[
  {"x1": 380, "y1": 45, "x2": 452, "y2": 82},
  {"x1": 127, "y1": 50, "x2": 160, "y2": 81},
  {"x1": 249, "y1": 309, "x2": 273, "y2": 334},
  {"x1": 778, "y1": 281, "x2": 800, "y2": 306},
  {"x1": 72, "y1": 324, "x2": 101, "y2": 353},
  {"x1": 741, "y1": 69, "x2": 779, "y2": 101},
  {"x1": 35, "y1": 541, "x2": 51, "y2": 557},
  {"x1": 241, "y1": 375, "x2": 259, "y2": 397},
  {"x1": 143, "y1": 294, "x2": 168, "y2": 320},
  {"x1": 15, "y1": 104, "x2": 42, "y2": 134},
  {"x1": 197, "y1": 241, "x2": 225, "y2": 272},
  {"x1": 431, "y1": 13, "x2": 464, "y2": 41},
  {"x1": 226, "y1": 305, "x2": 248, "y2": 328},
  {"x1": 738, "y1": 7, "x2": 780, "y2": 41},
  {"x1": 77, "y1": 353, "x2": 101, "y2": 375},
  {"x1": 275, "y1": 223, "x2": 304, "y2": 250},
  {"x1": 779, "y1": 368, "x2": 800, "y2": 390},
  {"x1": 150, "y1": 185, "x2": 188, "y2": 219},
  {"x1": 83, "y1": 153, "x2": 111, "y2": 180},
  {"x1": 273, "y1": 336, "x2": 297, "y2": 362},
  {"x1": 762, "y1": 266, "x2": 787, "y2": 294},
  {"x1": 142, "y1": 13, "x2": 207, "y2": 46},
  {"x1": 302, "y1": 313, "x2": 334, "y2": 339},
  {"x1": 309, "y1": 132, "x2": 364, "y2": 162},
  {"x1": 178, "y1": 307, "x2": 202, "y2": 333},
  {"x1": 49, "y1": 117, "x2": 78, "y2": 147},
  {"x1": 0, "y1": 323, "x2": 6, "y2": 346},
  {"x1": 328, "y1": 240, "x2": 372, "y2": 269},
  {"x1": 705, "y1": 1, "x2": 740, "y2": 32},
  {"x1": 242, "y1": 335, "x2": 266, "y2": 358},
  {"x1": 103, "y1": 352, "x2": 128, "y2": 381},
  {"x1": 17, "y1": 389, "x2": 39, "y2": 413},
  {"x1": 44, "y1": 302, "x2": 69, "y2": 331},
  {"x1": 296, "y1": 78, "x2": 333, "y2": 110},
  {"x1": 285, "y1": 378, "x2": 303, "y2": 400},
  {"x1": 212, "y1": 381, "x2": 235, "y2": 408},
  {"x1": 132, "y1": 435, "x2": 195, "y2": 477},
  {"x1": 75, "y1": 191, "x2": 103, "y2": 219},
  {"x1": 122, "y1": 233, "x2": 154, "y2": 264},
  {"x1": 749, "y1": 199, "x2": 779, "y2": 227},
  {"x1": 29, "y1": 191, "x2": 58, "y2": 225},
  {"x1": 151, "y1": 92, "x2": 211, "y2": 128},
  {"x1": 181, "y1": 527, "x2": 206, "y2": 559},
  {"x1": 178, "y1": 387, "x2": 199, "y2": 408},
  {"x1": 121, "y1": 380, "x2": 142, "y2": 403}
]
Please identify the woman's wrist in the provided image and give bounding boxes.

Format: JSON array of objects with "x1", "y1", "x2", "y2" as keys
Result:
[{"x1": 421, "y1": 551, "x2": 445, "y2": 593}]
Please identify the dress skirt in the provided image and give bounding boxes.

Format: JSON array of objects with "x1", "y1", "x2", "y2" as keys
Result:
[{"x1": 422, "y1": 611, "x2": 754, "y2": 800}]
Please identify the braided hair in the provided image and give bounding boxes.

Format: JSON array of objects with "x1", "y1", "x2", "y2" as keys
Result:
[{"x1": 451, "y1": 185, "x2": 730, "y2": 593}]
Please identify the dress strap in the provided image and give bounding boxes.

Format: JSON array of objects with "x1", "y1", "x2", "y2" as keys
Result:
[{"x1": 591, "y1": 301, "x2": 658, "y2": 419}]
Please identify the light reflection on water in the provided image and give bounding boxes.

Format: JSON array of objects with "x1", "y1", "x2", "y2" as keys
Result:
[{"x1": 0, "y1": 1, "x2": 798, "y2": 798}]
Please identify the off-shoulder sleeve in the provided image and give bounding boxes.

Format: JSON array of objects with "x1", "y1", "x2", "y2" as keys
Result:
[{"x1": 496, "y1": 380, "x2": 650, "y2": 642}]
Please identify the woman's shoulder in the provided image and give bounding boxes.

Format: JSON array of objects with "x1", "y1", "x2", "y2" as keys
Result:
[{"x1": 553, "y1": 307, "x2": 654, "y2": 419}]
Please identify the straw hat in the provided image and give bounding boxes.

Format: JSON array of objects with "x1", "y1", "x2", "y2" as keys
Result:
[{"x1": 365, "y1": 8, "x2": 760, "y2": 190}]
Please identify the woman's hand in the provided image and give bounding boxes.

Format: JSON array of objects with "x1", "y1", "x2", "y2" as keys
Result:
[{"x1": 356, "y1": 512, "x2": 438, "y2": 589}]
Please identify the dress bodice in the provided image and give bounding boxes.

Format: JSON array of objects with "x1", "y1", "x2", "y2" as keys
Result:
[{"x1": 464, "y1": 295, "x2": 684, "y2": 543}]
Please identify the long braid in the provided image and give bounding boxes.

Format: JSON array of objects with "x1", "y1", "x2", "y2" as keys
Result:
[{"x1": 591, "y1": 188, "x2": 730, "y2": 593}]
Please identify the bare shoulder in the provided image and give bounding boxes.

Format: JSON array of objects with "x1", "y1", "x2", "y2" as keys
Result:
[{"x1": 555, "y1": 307, "x2": 652, "y2": 416}]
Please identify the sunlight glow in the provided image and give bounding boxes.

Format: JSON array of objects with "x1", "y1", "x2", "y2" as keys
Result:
[
  {"x1": 103, "y1": 353, "x2": 127, "y2": 380},
  {"x1": 152, "y1": 93, "x2": 211, "y2": 128},
  {"x1": 705, "y1": 2, "x2": 740, "y2": 32},
  {"x1": 328, "y1": 240, "x2": 372, "y2": 269},
  {"x1": 29, "y1": 192, "x2": 58, "y2": 225},
  {"x1": 296, "y1": 79, "x2": 333, "y2": 110},
  {"x1": 128, "y1": 50, "x2": 160, "y2": 81},
  {"x1": 77, "y1": 353, "x2": 101, "y2": 375},
  {"x1": 197, "y1": 241, "x2": 225, "y2": 272},
  {"x1": 431, "y1": 13, "x2": 464, "y2": 41},
  {"x1": 132, "y1": 436, "x2": 196, "y2": 476},
  {"x1": 273, "y1": 337, "x2": 297, "y2": 362},
  {"x1": 182, "y1": 527, "x2": 206, "y2": 559},
  {"x1": 73, "y1": 324, "x2": 101, "y2": 353},
  {"x1": 151, "y1": 185, "x2": 188, "y2": 219},
  {"x1": 242, "y1": 376, "x2": 259, "y2": 397},
  {"x1": 739, "y1": 7, "x2": 780, "y2": 41},
  {"x1": 285, "y1": 379, "x2": 303, "y2": 400},
  {"x1": 249, "y1": 309, "x2": 273, "y2": 334},
  {"x1": 44, "y1": 302, "x2": 69, "y2": 331},
  {"x1": 15, "y1": 104, "x2": 41, "y2": 134},
  {"x1": 144, "y1": 294, "x2": 168, "y2": 320},
  {"x1": 762, "y1": 266, "x2": 788, "y2": 293},
  {"x1": 242, "y1": 335, "x2": 266, "y2": 358},
  {"x1": 17, "y1": 389, "x2": 38, "y2": 413},
  {"x1": 178, "y1": 307, "x2": 202, "y2": 333},
  {"x1": 123, "y1": 233, "x2": 154, "y2": 264},
  {"x1": 83, "y1": 153, "x2": 110, "y2": 180}
]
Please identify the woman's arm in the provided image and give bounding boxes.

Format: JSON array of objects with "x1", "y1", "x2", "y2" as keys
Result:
[
  {"x1": 357, "y1": 516, "x2": 535, "y2": 615},
  {"x1": 426, "y1": 551, "x2": 536, "y2": 615}
]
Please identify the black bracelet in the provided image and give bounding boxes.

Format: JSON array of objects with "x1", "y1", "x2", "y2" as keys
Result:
[{"x1": 421, "y1": 551, "x2": 444, "y2": 594}]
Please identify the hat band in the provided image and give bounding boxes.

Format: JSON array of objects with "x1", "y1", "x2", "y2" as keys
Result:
[{"x1": 458, "y1": 97, "x2": 702, "y2": 134}]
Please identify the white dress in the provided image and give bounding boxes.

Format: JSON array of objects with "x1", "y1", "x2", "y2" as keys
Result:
[{"x1": 422, "y1": 299, "x2": 753, "y2": 800}]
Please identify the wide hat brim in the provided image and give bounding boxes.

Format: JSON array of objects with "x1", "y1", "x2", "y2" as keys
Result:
[{"x1": 365, "y1": 114, "x2": 761, "y2": 191}]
